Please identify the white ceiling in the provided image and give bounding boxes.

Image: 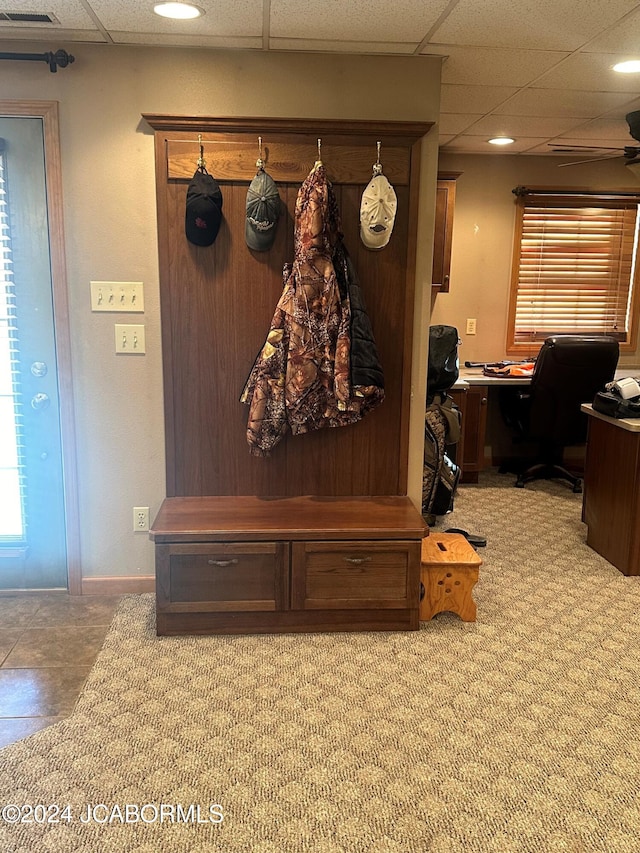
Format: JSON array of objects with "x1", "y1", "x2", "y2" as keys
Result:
[{"x1": 3, "y1": 0, "x2": 640, "y2": 160}]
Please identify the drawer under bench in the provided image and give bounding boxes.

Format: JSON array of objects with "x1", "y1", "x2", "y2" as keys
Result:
[{"x1": 150, "y1": 495, "x2": 427, "y2": 636}]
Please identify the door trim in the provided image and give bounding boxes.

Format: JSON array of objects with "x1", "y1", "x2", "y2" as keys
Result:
[{"x1": 0, "y1": 100, "x2": 81, "y2": 594}]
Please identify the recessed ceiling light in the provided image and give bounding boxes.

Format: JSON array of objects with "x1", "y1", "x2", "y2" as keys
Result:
[
  {"x1": 613, "y1": 60, "x2": 640, "y2": 73},
  {"x1": 488, "y1": 137, "x2": 515, "y2": 146},
  {"x1": 153, "y1": 1, "x2": 203, "y2": 19}
]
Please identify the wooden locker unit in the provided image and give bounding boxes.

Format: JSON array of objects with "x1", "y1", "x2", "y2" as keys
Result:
[{"x1": 144, "y1": 115, "x2": 432, "y2": 634}]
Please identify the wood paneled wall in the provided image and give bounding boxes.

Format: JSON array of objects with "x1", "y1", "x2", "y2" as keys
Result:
[{"x1": 145, "y1": 116, "x2": 433, "y2": 498}]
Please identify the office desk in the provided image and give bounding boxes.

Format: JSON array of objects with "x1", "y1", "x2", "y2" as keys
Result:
[
  {"x1": 454, "y1": 368, "x2": 532, "y2": 389},
  {"x1": 448, "y1": 368, "x2": 629, "y2": 484},
  {"x1": 581, "y1": 403, "x2": 640, "y2": 576},
  {"x1": 450, "y1": 369, "x2": 531, "y2": 483}
]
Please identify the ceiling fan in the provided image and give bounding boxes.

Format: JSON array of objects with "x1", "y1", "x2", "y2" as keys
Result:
[{"x1": 549, "y1": 110, "x2": 640, "y2": 167}]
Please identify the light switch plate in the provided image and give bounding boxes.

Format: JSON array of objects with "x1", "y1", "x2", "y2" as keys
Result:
[
  {"x1": 115, "y1": 324, "x2": 146, "y2": 354},
  {"x1": 91, "y1": 281, "x2": 144, "y2": 312}
]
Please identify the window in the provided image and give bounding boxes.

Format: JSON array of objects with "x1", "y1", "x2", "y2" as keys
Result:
[
  {"x1": 507, "y1": 188, "x2": 640, "y2": 354},
  {"x1": 0, "y1": 139, "x2": 25, "y2": 541}
]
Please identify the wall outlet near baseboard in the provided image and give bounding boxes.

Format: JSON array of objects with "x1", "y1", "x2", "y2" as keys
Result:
[{"x1": 133, "y1": 507, "x2": 149, "y2": 532}]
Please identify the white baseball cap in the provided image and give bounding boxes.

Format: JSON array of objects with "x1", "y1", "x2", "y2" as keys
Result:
[{"x1": 359, "y1": 174, "x2": 397, "y2": 250}]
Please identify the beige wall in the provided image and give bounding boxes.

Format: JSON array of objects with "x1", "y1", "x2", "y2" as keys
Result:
[
  {"x1": 433, "y1": 152, "x2": 640, "y2": 369},
  {"x1": 0, "y1": 43, "x2": 442, "y2": 582}
]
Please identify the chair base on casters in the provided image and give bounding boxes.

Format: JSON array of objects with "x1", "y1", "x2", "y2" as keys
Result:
[
  {"x1": 500, "y1": 438, "x2": 584, "y2": 493},
  {"x1": 514, "y1": 462, "x2": 582, "y2": 493}
]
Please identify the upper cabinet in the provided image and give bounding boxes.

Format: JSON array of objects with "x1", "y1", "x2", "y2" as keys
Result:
[{"x1": 432, "y1": 171, "x2": 461, "y2": 292}]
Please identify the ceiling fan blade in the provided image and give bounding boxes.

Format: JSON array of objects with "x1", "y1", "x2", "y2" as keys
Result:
[
  {"x1": 557, "y1": 154, "x2": 623, "y2": 167},
  {"x1": 549, "y1": 144, "x2": 623, "y2": 152}
]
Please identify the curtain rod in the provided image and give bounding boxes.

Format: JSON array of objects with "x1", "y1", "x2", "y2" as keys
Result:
[
  {"x1": 513, "y1": 185, "x2": 640, "y2": 199},
  {"x1": 0, "y1": 49, "x2": 74, "y2": 73}
]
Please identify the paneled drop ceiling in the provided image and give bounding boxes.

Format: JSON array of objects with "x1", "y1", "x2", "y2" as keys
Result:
[{"x1": 3, "y1": 0, "x2": 640, "y2": 159}]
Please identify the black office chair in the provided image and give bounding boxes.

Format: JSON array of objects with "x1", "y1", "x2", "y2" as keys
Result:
[{"x1": 500, "y1": 335, "x2": 619, "y2": 492}]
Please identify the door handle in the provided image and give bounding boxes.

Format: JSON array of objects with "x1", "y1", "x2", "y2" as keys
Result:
[{"x1": 30, "y1": 392, "x2": 50, "y2": 411}]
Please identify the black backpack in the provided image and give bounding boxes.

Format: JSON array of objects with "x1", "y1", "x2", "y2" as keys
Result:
[
  {"x1": 427, "y1": 325, "x2": 460, "y2": 401},
  {"x1": 422, "y1": 325, "x2": 462, "y2": 521}
]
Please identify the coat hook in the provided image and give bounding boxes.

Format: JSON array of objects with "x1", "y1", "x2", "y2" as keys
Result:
[
  {"x1": 373, "y1": 140, "x2": 383, "y2": 175},
  {"x1": 256, "y1": 135, "x2": 264, "y2": 170},
  {"x1": 197, "y1": 133, "x2": 206, "y2": 171}
]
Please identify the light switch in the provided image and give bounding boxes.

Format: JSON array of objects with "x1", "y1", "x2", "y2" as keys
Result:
[
  {"x1": 115, "y1": 324, "x2": 146, "y2": 354},
  {"x1": 91, "y1": 281, "x2": 144, "y2": 312}
]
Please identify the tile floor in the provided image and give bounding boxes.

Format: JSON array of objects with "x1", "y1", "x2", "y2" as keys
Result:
[{"x1": 0, "y1": 593, "x2": 121, "y2": 748}]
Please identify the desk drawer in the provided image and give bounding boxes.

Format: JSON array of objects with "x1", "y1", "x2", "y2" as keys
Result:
[
  {"x1": 156, "y1": 542, "x2": 288, "y2": 613},
  {"x1": 291, "y1": 540, "x2": 420, "y2": 610}
]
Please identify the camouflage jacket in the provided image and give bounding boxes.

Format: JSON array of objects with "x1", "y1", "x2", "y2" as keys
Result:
[{"x1": 241, "y1": 163, "x2": 384, "y2": 456}]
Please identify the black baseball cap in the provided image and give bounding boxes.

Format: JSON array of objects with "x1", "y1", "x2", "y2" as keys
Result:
[{"x1": 185, "y1": 169, "x2": 223, "y2": 247}]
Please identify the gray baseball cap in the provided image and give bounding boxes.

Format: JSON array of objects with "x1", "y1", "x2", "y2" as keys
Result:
[{"x1": 246, "y1": 169, "x2": 281, "y2": 252}]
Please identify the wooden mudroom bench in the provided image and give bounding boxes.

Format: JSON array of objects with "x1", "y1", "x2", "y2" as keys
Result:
[{"x1": 150, "y1": 495, "x2": 427, "y2": 636}]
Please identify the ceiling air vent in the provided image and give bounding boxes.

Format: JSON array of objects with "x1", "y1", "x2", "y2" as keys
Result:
[{"x1": 0, "y1": 12, "x2": 59, "y2": 23}]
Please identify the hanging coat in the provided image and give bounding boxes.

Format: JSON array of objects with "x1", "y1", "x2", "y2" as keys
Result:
[{"x1": 240, "y1": 163, "x2": 384, "y2": 456}]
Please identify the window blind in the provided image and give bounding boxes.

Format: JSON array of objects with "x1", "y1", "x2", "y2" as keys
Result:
[
  {"x1": 510, "y1": 195, "x2": 640, "y2": 346},
  {"x1": 0, "y1": 139, "x2": 26, "y2": 541}
]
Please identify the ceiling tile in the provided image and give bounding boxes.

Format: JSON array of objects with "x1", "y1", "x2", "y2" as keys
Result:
[
  {"x1": 88, "y1": 0, "x2": 263, "y2": 36},
  {"x1": 438, "y1": 113, "x2": 485, "y2": 134},
  {"x1": 467, "y1": 115, "x2": 588, "y2": 137},
  {"x1": 429, "y1": 0, "x2": 639, "y2": 51},
  {"x1": 492, "y1": 88, "x2": 635, "y2": 118},
  {"x1": 603, "y1": 96, "x2": 640, "y2": 117},
  {"x1": 113, "y1": 32, "x2": 263, "y2": 48},
  {"x1": 423, "y1": 45, "x2": 569, "y2": 87},
  {"x1": 555, "y1": 117, "x2": 634, "y2": 140},
  {"x1": 440, "y1": 136, "x2": 552, "y2": 153},
  {"x1": 0, "y1": 26, "x2": 106, "y2": 41},
  {"x1": 440, "y1": 84, "x2": 518, "y2": 114},
  {"x1": 534, "y1": 51, "x2": 640, "y2": 92},
  {"x1": 583, "y1": 7, "x2": 640, "y2": 53},
  {"x1": 270, "y1": 0, "x2": 451, "y2": 41},
  {"x1": 0, "y1": 0, "x2": 98, "y2": 28},
  {"x1": 269, "y1": 38, "x2": 416, "y2": 54}
]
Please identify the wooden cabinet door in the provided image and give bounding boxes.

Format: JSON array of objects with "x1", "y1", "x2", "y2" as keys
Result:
[
  {"x1": 449, "y1": 386, "x2": 488, "y2": 483},
  {"x1": 432, "y1": 172, "x2": 461, "y2": 292}
]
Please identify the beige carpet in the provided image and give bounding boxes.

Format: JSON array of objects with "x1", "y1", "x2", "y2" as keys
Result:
[{"x1": 1, "y1": 470, "x2": 640, "y2": 852}]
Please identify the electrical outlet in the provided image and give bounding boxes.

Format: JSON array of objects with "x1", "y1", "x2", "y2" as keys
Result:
[
  {"x1": 133, "y1": 507, "x2": 149, "y2": 532},
  {"x1": 91, "y1": 281, "x2": 144, "y2": 312},
  {"x1": 466, "y1": 318, "x2": 477, "y2": 335}
]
